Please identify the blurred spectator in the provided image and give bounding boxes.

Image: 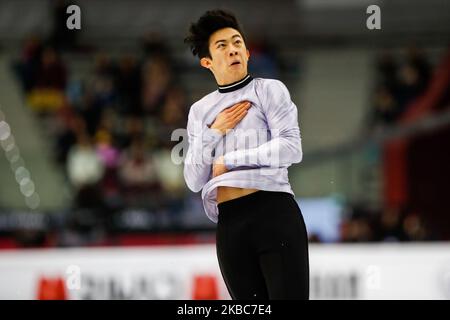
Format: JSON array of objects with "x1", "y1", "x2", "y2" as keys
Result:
[
  {"x1": 93, "y1": 52, "x2": 117, "y2": 79},
  {"x1": 115, "y1": 115, "x2": 145, "y2": 149},
  {"x1": 115, "y1": 54, "x2": 141, "y2": 115},
  {"x1": 160, "y1": 87, "x2": 188, "y2": 128},
  {"x1": 66, "y1": 130, "x2": 109, "y2": 235},
  {"x1": 354, "y1": 218, "x2": 374, "y2": 242},
  {"x1": 67, "y1": 131, "x2": 104, "y2": 188},
  {"x1": 375, "y1": 207, "x2": 407, "y2": 242},
  {"x1": 247, "y1": 36, "x2": 281, "y2": 79},
  {"x1": 81, "y1": 74, "x2": 116, "y2": 135},
  {"x1": 141, "y1": 56, "x2": 172, "y2": 117},
  {"x1": 153, "y1": 143, "x2": 187, "y2": 225},
  {"x1": 371, "y1": 86, "x2": 401, "y2": 126},
  {"x1": 153, "y1": 144, "x2": 186, "y2": 196},
  {"x1": 397, "y1": 62, "x2": 426, "y2": 108},
  {"x1": 35, "y1": 47, "x2": 67, "y2": 90},
  {"x1": 339, "y1": 220, "x2": 354, "y2": 243},
  {"x1": 91, "y1": 76, "x2": 116, "y2": 109},
  {"x1": 402, "y1": 213, "x2": 431, "y2": 241},
  {"x1": 55, "y1": 111, "x2": 85, "y2": 164},
  {"x1": 13, "y1": 34, "x2": 43, "y2": 93},
  {"x1": 119, "y1": 138, "x2": 162, "y2": 207},
  {"x1": 339, "y1": 217, "x2": 374, "y2": 243},
  {"x1": 406, "y1": 45, "x2": 431, "y2": 90},
  {"x1": 27, "y1": 46, "x2": 67, "y2": 113},
  {"x1": 95, "y1": 121, "x2": 121, "y2": 208},
  {"x1": 375, "y1": 50, "x2": 399, "y2": 94},
  {"x1": 78, "y1": 54, "x2": 119, "y2": 135},
  {"x1": 308, "y1": 234, "x2": 322, "y2": 243},
  {"x1": 95, "y1": 111, "x2": 120, "y2": 169}
]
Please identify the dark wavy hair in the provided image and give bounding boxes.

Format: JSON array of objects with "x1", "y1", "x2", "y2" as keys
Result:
[{"x1": 184, "y1": 10, "x2": 245, "y2": 59}]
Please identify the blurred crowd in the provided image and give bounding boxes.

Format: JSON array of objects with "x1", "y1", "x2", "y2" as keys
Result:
[
  {"x1": 10, "y1": 15, "x2": 284, "y2": 242},
  {"x1": 338, "y1": 204, "x2": 436, "y2": 243},
  {"x1": 337, "y1": 45, "x2": 449, "y2": 244},
  {"x1": 13, "y1": 32, "x2": 191, "y2": 236},
  {"x1": 369, "y1": 46, "x2": 432, "y2": 128}
]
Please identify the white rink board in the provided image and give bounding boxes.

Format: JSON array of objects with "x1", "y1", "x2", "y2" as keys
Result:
[{"x1": 0, "y1": 243, "x2": 449, "y2": 299}]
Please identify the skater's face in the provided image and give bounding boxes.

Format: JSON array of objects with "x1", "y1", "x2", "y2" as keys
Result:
[{"x1": 200, "y1": 27, "x2": 250, "y2": 86}]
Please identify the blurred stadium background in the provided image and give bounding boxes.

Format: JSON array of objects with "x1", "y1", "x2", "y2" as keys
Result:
[{"x1": 0, "y1": 0, "x2": 449, "y2": 299}]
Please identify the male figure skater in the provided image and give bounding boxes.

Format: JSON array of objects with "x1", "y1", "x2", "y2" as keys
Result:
[{"x1": 183, "y1": 10, "x2": 309, "y2": 300}]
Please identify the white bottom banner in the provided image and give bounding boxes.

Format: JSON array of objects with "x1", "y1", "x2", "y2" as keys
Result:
[{"x1": 0, "y1": 243, "x2": 449, "y2": 299}]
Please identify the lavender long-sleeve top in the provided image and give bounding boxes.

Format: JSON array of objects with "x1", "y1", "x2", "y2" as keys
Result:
[{"x1": 183, "y1": 75, "x2": 303, "y2": 223}]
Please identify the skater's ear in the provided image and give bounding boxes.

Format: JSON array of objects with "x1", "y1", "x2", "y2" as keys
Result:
[{"x1": 200, "y1": 57, "x2": 212, "y2": 70}]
